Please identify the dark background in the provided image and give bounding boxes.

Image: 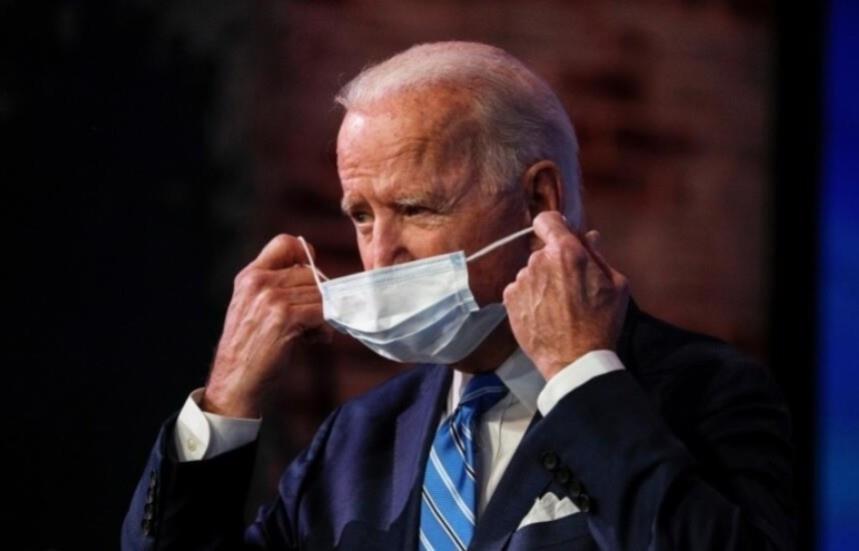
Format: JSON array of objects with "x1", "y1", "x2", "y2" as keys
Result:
[{"x1": 4, "y1": 1, "x2": 832, "y2": 549}]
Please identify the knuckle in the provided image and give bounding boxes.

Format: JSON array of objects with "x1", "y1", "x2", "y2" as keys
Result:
[
  {"x1": 558, "y1": 234, "x2": 580, "y2": 252},
  {"x1": 257, "y1": 287, "x2": 276, "y2": 306},
  {"x1": 560, "y1": 244, "x2": 587, "y2": 268},
  {"x1": 238, "y1": 269, "x2": 267, "y2": 292},
  {"x1": 233, "y1": 268, "x2": 250, "y2": 289},
  {"x1": 534, "y1": 210, "x2": 560, "y2": 227},
  {"x1": 269, "y1": 301, "x2": 292, "y2": 325}
]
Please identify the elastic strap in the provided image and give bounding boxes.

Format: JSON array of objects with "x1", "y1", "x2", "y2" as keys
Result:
[
  {"x1": 466, "y1": 226, "x2": 534, "y2": 263},
  {"x1": 297, "y1": 236, "x2": 329, "y2": 288}
]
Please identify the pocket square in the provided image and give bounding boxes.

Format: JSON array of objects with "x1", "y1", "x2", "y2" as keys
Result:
[{"x1": 517, "y1": 492, "x2": 581, "y2": 529}]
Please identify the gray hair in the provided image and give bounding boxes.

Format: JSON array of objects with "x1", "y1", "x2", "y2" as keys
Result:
[{"x1": 335, "y1": 41, "x2": 583, "y2": 228}]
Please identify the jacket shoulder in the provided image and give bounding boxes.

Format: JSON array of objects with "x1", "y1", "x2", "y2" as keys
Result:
[
  {"x1": 624, "y1": 305, "x2": 790, "y2": 441},
  {"x1": 625, "y1": 305, "x2": 765, "y2": 381}
]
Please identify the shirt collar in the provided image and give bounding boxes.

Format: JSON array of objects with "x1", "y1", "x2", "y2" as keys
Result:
[{"x1": 447, "y1": 348, "x2": 545, "y2": 416}]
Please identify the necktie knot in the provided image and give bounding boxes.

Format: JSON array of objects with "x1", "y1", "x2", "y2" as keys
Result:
[{"x1": 457, "y1": 372, "x2": 508, "y2": 421}]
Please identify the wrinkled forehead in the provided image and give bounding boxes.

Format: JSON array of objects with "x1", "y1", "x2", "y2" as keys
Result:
[{"x1": 336, "y1": 87, "x2": 485, "y2": 202}]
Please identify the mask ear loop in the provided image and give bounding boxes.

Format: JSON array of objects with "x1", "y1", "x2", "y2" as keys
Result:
[
  {"x1": 466, "y1": 226, "x2": 535, "y2": 263},
  {"x1": 297, "y1": 236, "x2": 330, "y2": 289}
]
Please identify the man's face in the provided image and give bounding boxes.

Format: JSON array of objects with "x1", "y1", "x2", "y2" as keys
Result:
[{"x1": 336, "y1": 89, "x2": 532, "y2": 307}]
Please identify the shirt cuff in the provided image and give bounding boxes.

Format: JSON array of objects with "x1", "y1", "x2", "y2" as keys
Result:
[
  {"x1": 174, "y1": 387, "x2": 262, "y2": 462},
  {"x1": 536, "y1": 350, "x2": 625, "y2": 416}
]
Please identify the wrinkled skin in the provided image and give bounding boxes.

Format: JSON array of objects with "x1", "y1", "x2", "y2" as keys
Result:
[
  {"x1": 503, "y1": 212, "x2": 629, "y2": 379},
  {"x1": 202, "y1": 86, "x2": 629, "y2": 417}
]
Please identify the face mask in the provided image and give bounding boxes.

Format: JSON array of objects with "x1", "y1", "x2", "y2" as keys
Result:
[{"x1": 298, "y1": 226, "x2": 534, "y2": 364}]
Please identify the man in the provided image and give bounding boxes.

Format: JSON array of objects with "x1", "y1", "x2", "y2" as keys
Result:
[{"x1": 123, "y1": 42, "x2": 794, "y2": 550}]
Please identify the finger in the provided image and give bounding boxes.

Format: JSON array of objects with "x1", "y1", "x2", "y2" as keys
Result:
[
  {"x1": 502, "y1": 280, "x2": 519, "y2": 307},
  {"x1": 252, "y1": 234, "x2": 314, "y2": 271},
  {"x1": 578, "y1": 230, "x2": 612, "y2": 279},
  {"x1": 277, "y1": 284, "x2": 322, "y2": 306},
  {"x1": 254, "y1": 286, "x2": 321, "y2": 312},
  {"x1": 532, "y1": 211, "x2": 572, "y2": 246},
  {"x1": 286, "y1": 303, "x2": 326, "y2": 334},
  {"x1": 259, "y1": 297, "x2": 326, "y2": 336},
  {"x1": 234, "y1": 266, "x2": 319, "y2": 297},
  {"x1": 268, "y1": 266, "x2": 319, "y2": 289},
  {"x1": 610, "y1": 267, "x2": 630, "y2": 293}
]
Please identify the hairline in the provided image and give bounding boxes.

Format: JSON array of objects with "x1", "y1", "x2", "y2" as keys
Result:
[{"x1": 334, "y1": 42, "x2": 583, "y2": 228}]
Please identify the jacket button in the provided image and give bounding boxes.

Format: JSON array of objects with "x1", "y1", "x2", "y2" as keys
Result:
[
  {"x1": 541, "y1": 451, "x2": 560, "y2": 472},
  {"x1": 568, "y1": 479, "x2": 584, "y2": 499},
  {"x1": 554, "y1": 467, "x2": 572, "y2": 485},
  {"x1": 575, "y1": 493, "x2": 592, "y2": 513}
]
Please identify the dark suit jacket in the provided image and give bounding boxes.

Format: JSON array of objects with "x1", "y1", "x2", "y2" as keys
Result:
[{"x1": 122, "y1": 302, "x2": 795, "y2": 549}]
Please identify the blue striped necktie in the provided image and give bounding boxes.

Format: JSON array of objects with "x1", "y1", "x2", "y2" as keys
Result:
[{"x1": 419, "y1": 372, "x2": 509, "y2": 551}]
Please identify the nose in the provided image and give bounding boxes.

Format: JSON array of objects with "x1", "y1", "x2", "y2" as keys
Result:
[{"x1": 366, "y1": 217, "x2": 410, "y2": 269}]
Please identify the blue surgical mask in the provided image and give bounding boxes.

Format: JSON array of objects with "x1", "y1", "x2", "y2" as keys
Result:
[{"x1": 298, "y1": 226, "x2": 533, "y2": 364}]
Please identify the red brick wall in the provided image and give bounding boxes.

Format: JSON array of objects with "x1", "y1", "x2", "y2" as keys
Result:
[{"x1": 245, "y1": 0, "x2": 773, "y2": 444}]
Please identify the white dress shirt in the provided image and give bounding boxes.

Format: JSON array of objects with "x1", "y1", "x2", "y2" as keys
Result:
[{"x1": 174, "y1": 349, "x2": 624, "y2": 512}]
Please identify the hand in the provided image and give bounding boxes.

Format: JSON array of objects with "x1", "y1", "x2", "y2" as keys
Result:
[
  {"x1": 202, "y1": 234, "x2": 332, "y2": 418},
  {"x1": 502, "y1": 212, "x2": 629, "y2": 380}
]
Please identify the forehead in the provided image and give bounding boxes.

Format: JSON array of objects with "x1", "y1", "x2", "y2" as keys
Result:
[{"x1": 336, "y1": 88, "x2": 483, "y2": 202}]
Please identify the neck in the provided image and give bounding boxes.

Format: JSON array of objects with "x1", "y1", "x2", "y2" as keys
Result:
[{"x1": 451, "y1": 321, "x2": 519, "y2": 374}]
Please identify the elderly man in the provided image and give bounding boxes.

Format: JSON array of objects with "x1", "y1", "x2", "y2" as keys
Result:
[{"x1": 123, "y1": 42, "x2": 794, "y2": 550}]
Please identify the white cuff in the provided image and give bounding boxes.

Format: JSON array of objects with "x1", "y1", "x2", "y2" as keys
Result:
[
  {"x1": 174, "y1": 387, "x2": 262, "y2": 462},
  {"x1": 536, "y1": 350, "x2": 625, "y2": 416}
]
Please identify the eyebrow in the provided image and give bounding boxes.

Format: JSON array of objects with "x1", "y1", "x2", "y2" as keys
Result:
[
  {"x1": 340, "y1": 196, "x2": 363, "y2": 216},
  {"x1": 394, "y1": 194, "x2": 443, "y2": 209},
  {"x1": 340, "y1": 189, "x2": 457, "y2": 215}
]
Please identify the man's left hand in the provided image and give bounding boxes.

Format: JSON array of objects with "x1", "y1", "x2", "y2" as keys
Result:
[{"x1": 503, "y1": 211, "x2": 630, "y2": 381}]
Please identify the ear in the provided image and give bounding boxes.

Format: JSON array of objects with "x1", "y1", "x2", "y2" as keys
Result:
[{"x1": 521, "y1": 160, "x2": 564, "y2": 222}]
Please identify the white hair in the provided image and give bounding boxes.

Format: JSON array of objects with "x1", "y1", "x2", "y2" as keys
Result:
[{"x1": 335, "y1": 41, "x2": 583, "y2": 228}]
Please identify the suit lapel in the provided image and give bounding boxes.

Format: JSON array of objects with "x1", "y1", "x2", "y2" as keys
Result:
[
  {"x1": 391, "y1": 364, "x2": 452, "y2": 545},
  {"x1": 468, "y1": 415, "x2": 556, "y2": 550}
]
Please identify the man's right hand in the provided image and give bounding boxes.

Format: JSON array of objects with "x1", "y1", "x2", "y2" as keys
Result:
[{"x1": 201, "y1": 234, "x2": 330, "y2": 418}]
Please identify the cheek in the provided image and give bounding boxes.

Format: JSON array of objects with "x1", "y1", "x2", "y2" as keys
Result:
[
  {"x1": 356, "y1": 235, "x2": 373, "y2": 270},
  {"x1": 355, "y1": 223, "x2": 437, "y2": 270},
  {"x1": 468, "y1": 245, "x2": 531, "y2": 306}
]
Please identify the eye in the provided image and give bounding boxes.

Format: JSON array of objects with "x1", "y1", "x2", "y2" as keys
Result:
[
  {"x1": 402, "y1": 204, "x2": 432, "y2": 217},
  {"x1": 350, "y1": 211, "x2": 372, "y2": 224}
]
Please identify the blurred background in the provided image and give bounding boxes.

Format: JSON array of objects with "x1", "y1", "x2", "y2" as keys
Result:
[{"x1": 4, "y1": 0, "x2": 856, "y2": 549}]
